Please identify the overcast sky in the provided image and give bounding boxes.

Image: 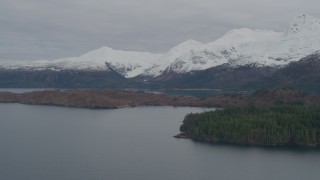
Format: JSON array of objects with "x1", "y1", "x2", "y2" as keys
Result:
[{"x1": 0, "y1": 0, "x2": 319, "y2": 61}]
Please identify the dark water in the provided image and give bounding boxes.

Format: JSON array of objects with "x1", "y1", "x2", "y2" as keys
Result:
[{"x1": 0, "y1": 104, "x2": 319, "y2": 180}]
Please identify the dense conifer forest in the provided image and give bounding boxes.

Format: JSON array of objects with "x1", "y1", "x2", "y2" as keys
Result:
[{"x1": 179, "y1": 105, "x2": 320, "y2": 147}]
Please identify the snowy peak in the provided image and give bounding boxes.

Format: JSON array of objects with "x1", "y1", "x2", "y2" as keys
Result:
[
  {"x1": 73, "y1": 46, "x2": 164, "y2": 77},
  {"x1": 286, "y1": 14, "x2": 320, "y2": 35},
  {"x1": 142, "y1": 39, "x2": 205, "y2": 76},
  {"x1": 0, "y1": 46, "x2": 164, "y2": 78}
]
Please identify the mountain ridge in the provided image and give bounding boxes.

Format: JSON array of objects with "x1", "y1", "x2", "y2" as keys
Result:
[{"x1": 1, "y1": 14, "x2": 320, "y2": 79}]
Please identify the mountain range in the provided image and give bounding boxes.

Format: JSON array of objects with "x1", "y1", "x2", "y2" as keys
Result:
[{"x1": 1, "y1": 14, "x2": 320, "y2": 94}]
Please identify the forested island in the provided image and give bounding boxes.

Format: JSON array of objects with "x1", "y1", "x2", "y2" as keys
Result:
[{"x1": 177, "y1": 105, "x2": 320, "y2": 147}]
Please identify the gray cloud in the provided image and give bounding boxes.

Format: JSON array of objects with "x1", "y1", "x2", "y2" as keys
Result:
[{"x1": 0, "y1": 0, "x2": 319, "y2": 61}]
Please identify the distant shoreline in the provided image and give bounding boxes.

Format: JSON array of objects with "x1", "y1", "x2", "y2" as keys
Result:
[
  {"x1": 0, "y1": 88, "x2": 319, "y2": 109},
  {"x1": 0, "y1": 89, "x2": 225, "y2": 109}
]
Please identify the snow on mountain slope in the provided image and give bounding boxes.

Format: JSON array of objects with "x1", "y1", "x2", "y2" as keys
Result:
[
  {"x1": 1, "y1": 14, "x2": 320, "y2": 78},
  {"x1": 0, "y1": 47, "x2": 163, "y2": 78},
  {"x1": 141, "y1": 14, "x2": 320, "y2": 75},
  {"x1": 160, "y1": 14, "x2": 320, "y2": 73},
  {"x1": 72, "y1": 47, "x2": 163, "y2": 77},
  {"x1": 143, "y1": 39, "x2": 208, "y2": 76}
]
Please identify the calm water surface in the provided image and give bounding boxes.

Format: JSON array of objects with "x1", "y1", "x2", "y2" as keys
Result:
[{"x1": 0, "y1": 104, "x2": 319, "y2": 180}]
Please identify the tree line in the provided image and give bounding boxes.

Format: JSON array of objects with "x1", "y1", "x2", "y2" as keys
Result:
[{"x1": 180, "y1": 105, "x2": 320, "y2": 147}]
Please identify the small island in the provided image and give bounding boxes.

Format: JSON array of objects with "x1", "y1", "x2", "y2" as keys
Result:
[{"x1": 177, "y1": 105, "x2": 320, "y2": 148}]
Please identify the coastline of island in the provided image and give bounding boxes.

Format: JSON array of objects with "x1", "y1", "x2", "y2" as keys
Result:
[{"x1": 175, "y1": 105, "x2": 320, "y2": 148}]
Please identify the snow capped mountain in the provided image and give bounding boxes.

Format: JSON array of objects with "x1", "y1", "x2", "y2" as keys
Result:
[
  {"x1": 163, "y1": 14, "x2": 320, "y2": 71},
  {"x1": 75, "y1": 46, "x2": 163, "y2": 77},
  {"x1": 1, "y1": 14, "x2": 320, "y2": 78},
  {"x1": 0, "y1": 47, "x2": 163, "y2": 78},
  {"x1": 144, "y1": 39, "x2": 205, "y2": 76}
]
